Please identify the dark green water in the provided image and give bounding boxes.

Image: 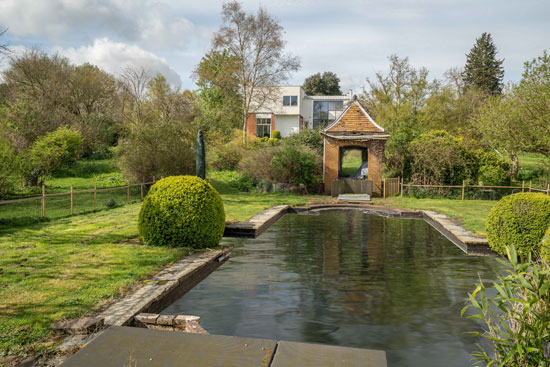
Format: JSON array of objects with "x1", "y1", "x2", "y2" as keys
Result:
[{"x1": 163, "y1": 212, "x2": 501, "y2": 367}]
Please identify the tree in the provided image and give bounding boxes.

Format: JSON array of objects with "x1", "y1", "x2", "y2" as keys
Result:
[
  {"x1": 0, "y1": 28, "x2": 10, "y2": 57},
  {"x1": 193, "y1": 49, "x2": 242, "y2": 143},
  {"x1": 360, "y1": 55, "x2": 435, "y2": 178},
  {"x1": 211, "y1": 1, "x2": 300, "y2": 142},
  {"x1": 463, "y1": 32, "x2": 504, "y2": 95},
  {"x1": 303, "y1": 71, "x2": 342, "y2": 96}
]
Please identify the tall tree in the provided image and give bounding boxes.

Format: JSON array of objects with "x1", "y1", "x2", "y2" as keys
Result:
[
  {"x1": 463, "y1": 33, "x2": 504, "y2": 95},
  {"x1": 211, "y1": 1, "x2": 300, "y2": 142},
  {"x1": 303, "y1": 71, "x2": 342, "y2": 96},
  {"x1": 193, "y1": 49, "x2": 242, "y2": 143}
]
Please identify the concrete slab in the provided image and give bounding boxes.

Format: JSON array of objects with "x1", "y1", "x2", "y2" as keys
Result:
[
  {"x1": 271, "y1": 341, "x2": 387, "y2": 367},
  {"x1": 60, "y1": 326, "x2": 277, "y2": 367}
]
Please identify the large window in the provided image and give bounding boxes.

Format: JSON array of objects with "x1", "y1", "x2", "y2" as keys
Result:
[
  {"x1": 256, "y1": 118, "x2": 271, "y2": 138},
  {"x1": 313, "y1": 100, "x2": 344, "y2": 128},
  {"x1": 283, "y1": 95, "x2": 298, "y2": 106}
]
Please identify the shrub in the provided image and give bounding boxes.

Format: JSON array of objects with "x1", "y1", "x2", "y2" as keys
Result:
[
  {"x1": 208, "y1": 140, "x2": 245, "y2": 171},
  {"x1": 463, "y1": 245, "x2": 550, "y2": 366},
  {"x1": 0, "y1": 138, "x2": 20, "y2": 198},
  {"x1": 271, "y1": 130, "x2": 281, "y2": 139},
  {"x1": 486, "y1": 192, "x2": 550, "y2": 257},
  {"x1": 284, "y1": 128, "x2": 323, "y2": 155},
  {"x1": 541, "y1": 227, "x2": 550, "y2": 260},
  {"x1": 239, "y1": 145, "x2": 280, "y2": 183},
  {"x1": 270, "y1": 144, "x2": 321, "y2": 186},
  {"x1": 25, "y1": 127, "x2": 83, "y2": 186},
  {"x1": 477, "y1": 164, "x2": 511, "y2": 186},
  {"x1": 116, "y1": 122, "x2": 194, "y2": 182},
  {"x1": 138, "y1": 176, "x2": 225, "y2": 248},
  {"x1": 409, "y1": 130, "x2": 475, "y2": 185}
]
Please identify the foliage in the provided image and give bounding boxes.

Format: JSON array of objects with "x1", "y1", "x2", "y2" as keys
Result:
[
  {"x1": 463, "y1": 245, "x2": 550, "y2": 366},
  {"x1": 0, "y1": 137, "x2": 20, "y2": 198},
  {"x1": 283, "y1": 128, "x2": 323, "y2": 155},
  {"x1": 409, "y1": 130, "x2": 475, "y2": 185},
  {"x1": 360, "y1": 55, "x2": 435, "y2": 178},
  {"x1": 463, "y1": 32, "x2": 504, "y2": 95},
  {"x1": 486, "y1": 193, "x2": 550, "y2": 257},
  {"x1": 138, "y1": 176, "x2": 225, "y2": 248},
  {"x1": 271, "y1": 130, "x2": 281, "y2": 139},
  {"x1": 303, "y1": 71, "x2": 342, "y2": 96},
  {"x1": 208, "y1": 130, "x2": 247, "y2": 171},
  {"x1": 541, "y1": 227, "x2": 550, "y2": 260},
  {"x1": 26, "y1": 127, "x2": 83, "y2": 186},
  {"x1": 211, "y1": 1, "x2": 300, "y2": 141},
  {"x1": 270, "y1": 144, "x2": 321, "y2": 186},
  {"x1": 193, "y1": 50, "x2": 242, "y2": 143},
  {"x1": 478, "y1": 165, "x2": 511, "y2": 186},
  {"x1": 115, "y1": 121, "x2": 195, "y2": 182}
]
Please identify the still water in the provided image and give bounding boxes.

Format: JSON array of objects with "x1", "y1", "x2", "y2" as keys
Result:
[{"x1": 163, "y1": 212, "x2": 502, "y2": 367}]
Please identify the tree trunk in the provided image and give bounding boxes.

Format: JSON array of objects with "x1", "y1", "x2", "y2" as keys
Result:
[
  {"x1": 510, "y1": 153, "x2": 519, "y2": 180},
  {"x1": 242, "y1": 113, "x2": 248, "y2": 144}
]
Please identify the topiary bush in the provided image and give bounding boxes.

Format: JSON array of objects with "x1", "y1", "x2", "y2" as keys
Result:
[
  {"x1": 271, "y1": 130, "x2": 281, "y2": 139},
  {"x1": 540, "y1": 226, "x2": 550, "y2": 260},
  {"x1": 486, "y1": 193, "x2": 550, "y2": 257},
  {"x1": 138, "y1": 176, "x2": 225, "y2": 248}
]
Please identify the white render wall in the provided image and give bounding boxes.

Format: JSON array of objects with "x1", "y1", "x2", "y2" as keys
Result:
[{"x1": 274, "y1": 115, "x2": 300, "y2": 137}]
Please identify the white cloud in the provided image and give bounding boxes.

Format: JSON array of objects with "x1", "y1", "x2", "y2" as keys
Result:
[{"x1": 57, "y1": 38, "x2": 182, "y2": 86}]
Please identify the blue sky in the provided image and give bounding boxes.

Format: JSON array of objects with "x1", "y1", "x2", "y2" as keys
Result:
[{"x1": 1, "y1": 0, "x2": 548, "y2": 93}]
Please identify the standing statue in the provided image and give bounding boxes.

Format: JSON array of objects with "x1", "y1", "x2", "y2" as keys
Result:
[{"x1": 196, "y1": 130, "x2": 206, "y2": 180}]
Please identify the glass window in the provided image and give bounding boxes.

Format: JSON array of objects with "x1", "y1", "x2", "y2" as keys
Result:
[
  {"x1": 283, "y1": 96, "x2": 298, "y2": 106},
  {"x1": 256, "y1": 118, "x2": 271, "y2": 138},
  {"x1": 313, "y1": 100, "x2": 344, "y2": 129}
]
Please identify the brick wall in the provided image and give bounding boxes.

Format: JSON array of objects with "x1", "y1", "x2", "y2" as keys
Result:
[
  {"x1": 323, "y1": 137, "x2": 386, "y2": 196},
  {"x1": 246, "y1": 114, "x2": 256, "y2": 138}
]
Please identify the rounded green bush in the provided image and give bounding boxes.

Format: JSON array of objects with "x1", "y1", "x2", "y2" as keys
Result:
[
  {"x1": 486, "y1": 193, "x2": 550, "y2": 257},
  {"x1": 478, "y1": 164, "x2": 510, "y2": 186},
  {"x1": 540, "y1": 227, "x2": 550, "y2": 260},
  {"x1": 138, "y1": 176, "x2": 225, "y2": 248},
  {"x1": 272, "y1": 130, "x2": 281, "y2": 139}
]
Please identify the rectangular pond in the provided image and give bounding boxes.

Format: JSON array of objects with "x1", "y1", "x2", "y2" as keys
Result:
[{"x1": 162, "y1": 211, "x2": 502, "y2": 367}]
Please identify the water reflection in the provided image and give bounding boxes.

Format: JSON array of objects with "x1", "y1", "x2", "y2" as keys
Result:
[{"x1": 162, "y1": 212, "x2": 501, "y2": 367}]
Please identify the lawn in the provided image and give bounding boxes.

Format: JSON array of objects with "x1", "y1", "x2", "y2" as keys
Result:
[{"x1": 372, "y1": 196, "x2": 496, "y2": 236}]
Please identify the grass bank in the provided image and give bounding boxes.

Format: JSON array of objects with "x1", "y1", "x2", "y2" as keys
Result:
[{"x1": 372, "y1": 197, "x2": 495, "y2": 236}]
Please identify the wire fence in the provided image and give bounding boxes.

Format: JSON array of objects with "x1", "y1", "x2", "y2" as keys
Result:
[
  {"x1": 383, "y1": 178, "x2": 550, "y2": 200},
  {"x1": 0, "y1": 181, "x2": 157, "y2": 226}
]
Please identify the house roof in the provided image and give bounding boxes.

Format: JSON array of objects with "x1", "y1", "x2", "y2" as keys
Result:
[{"x1": 324, "y1": 99, "x2": 385, "y2": 134}]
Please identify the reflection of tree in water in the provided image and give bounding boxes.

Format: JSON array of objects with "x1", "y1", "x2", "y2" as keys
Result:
[{"x1": 272, "y1": 212, "x2": 502, "y2": 347}]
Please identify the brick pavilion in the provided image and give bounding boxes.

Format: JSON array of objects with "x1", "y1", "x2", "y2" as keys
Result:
[{"x1": 321, "y1": 97, "x2": 389, "y2": 196}]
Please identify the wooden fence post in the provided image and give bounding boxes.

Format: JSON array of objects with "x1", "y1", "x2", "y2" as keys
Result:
[
  {"x1": 529, "y1": 181, "x2": 532, "y2": 192},
  {"x1": 400, "y1": 177, "x2": 404, "y2": 198},
  {"x1": 127, "y1": 182, "x2": 130, "y2": 204},
  {"x1": 383, "y1": 178, "x2": 386, "y2": 198},
  {"x1": 141, "y1": 181, "x2": 144, "y2": 201},
  {"x1": 42, "y1": 185, "x2": 46, "y2": 218},
  {"x1": 547, "y1": 184, "x2": 550, "y2": 197},
  {"x1": 93, "y1": 183, "x2": 97, "y2": 211},
  {"x1": 522, "y1": 181, "x2": 525, "y2": 193},
  {"x1": 461, "y1": 180, "x2": 465, "y2": 200},
  {"x1": 70, "y1": 186, "x2": 74, "y2": 215},
  {"x1": 153, "y1": 176, "x2": 156, "y2": 183}
]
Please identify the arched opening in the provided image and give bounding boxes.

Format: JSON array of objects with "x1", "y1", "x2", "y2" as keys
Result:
[{"x1": 339, "y1": 147, "x2": 368, "y2": 178}]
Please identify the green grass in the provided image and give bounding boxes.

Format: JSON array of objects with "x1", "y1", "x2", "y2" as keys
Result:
[
  {"x1": 372, "y1": 196, "x2": 496, "y2": 236},
  {"x1": 341, "y1": 149, "x2": 363, "y2": 177},
  {"x1": 0, "y1": 204, "x2": 190, "y2": 360},
  {"x1": 517, "y1": 152, "x2": 550, "y2": 186}
]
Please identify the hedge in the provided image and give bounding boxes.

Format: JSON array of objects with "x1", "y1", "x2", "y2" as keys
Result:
[
  {"x1": 486, "y1": 193, "x2": 550, "y2": 257},
  {"x1": 138, "y1": 176, "x2": 225, "y2": 248}
]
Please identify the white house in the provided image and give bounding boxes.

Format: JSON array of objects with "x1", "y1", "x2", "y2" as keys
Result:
[{"x1": 246, "y1": 86, "x2": 353, "y2": 138}]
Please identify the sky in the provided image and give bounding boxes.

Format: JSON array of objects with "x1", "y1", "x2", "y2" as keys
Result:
[{"x1": 0, "y1": 0, "x2": 549, "y2": 93}]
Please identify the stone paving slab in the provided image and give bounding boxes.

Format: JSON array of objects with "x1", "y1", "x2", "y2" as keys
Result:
[
  {"x1": 271, "y1": 341, "x2": 387, "y2": 367},
  {"x1": 224, "y1": 205, "x2": 290, "y2": 238},
  {"x1": 59, "y1": 326, "x2": 277, "y2": 367}
]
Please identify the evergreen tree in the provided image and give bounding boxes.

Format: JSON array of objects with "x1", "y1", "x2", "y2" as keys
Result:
[
  {"x1": 463, "y1": 33, "x2": 504, "y2": 95},
  {"x1": 303, "y1": 71, "x2": 342, "y2": 95}
]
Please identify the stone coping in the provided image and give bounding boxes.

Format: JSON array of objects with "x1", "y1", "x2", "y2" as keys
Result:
[{"x1": 225, "y1": 202, "x2": 496, "y2": 256}]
